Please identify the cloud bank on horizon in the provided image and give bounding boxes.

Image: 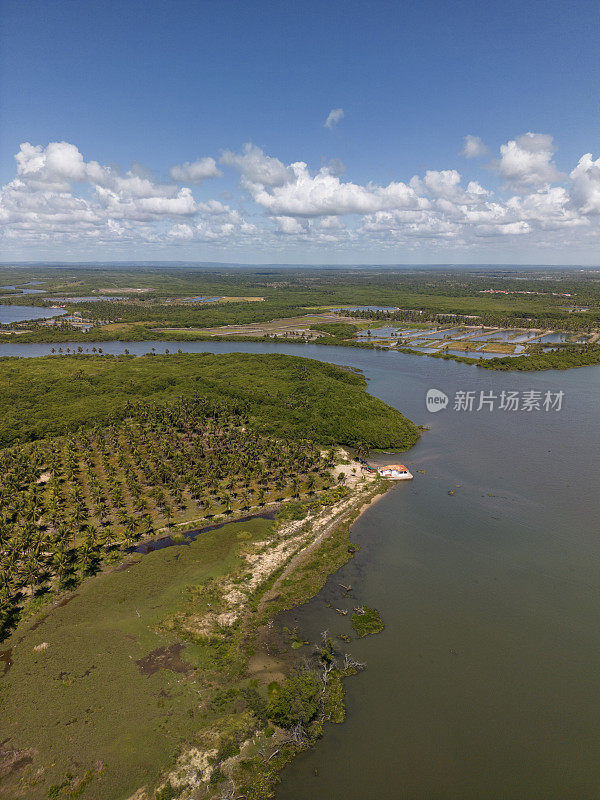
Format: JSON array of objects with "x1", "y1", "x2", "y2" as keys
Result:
[{"x1": 1, "y1": 133, "x2": 599, "y2": 258}]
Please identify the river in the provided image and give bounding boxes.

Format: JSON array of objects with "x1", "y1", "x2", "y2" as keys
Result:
[{"x1": 1, "y1": 339, "x2": 598, "y2": 799}]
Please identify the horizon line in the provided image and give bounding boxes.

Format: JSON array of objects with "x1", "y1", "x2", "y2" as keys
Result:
[{"x1": 1, "y1": 261, "x2": 599, "y2": 270}]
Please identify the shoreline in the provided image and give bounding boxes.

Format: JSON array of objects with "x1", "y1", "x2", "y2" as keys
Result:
[{"x1": 149, "y1": 471, "x2": 395, "y2": 799}]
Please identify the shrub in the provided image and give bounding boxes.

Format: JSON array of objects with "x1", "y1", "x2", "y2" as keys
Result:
[{"x1": 266, "y1": 673, "x2": 321, "y2": 728}]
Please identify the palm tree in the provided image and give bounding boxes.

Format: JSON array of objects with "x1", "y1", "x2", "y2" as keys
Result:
[
  {"x1": 356, "y1": 442, "x2": 370, "y2": 460},
  {"x1": 123, "y1": 517, "x2": 140, "y2": 543},
  {"x1": 0, "y1": 569, "x2": 13, "y2": 594},
  {"x1": 78, "y1": 534, "x2": 101, "y2": 577},
  {"x1": 221, "y1": 492, "x2": 232, "y2": 514},
  {"x1": 21, "y1": 555, "x2": 42, "y2": 596},
  {"x1": 140, "y1": 515, "x2": 154, "y2": 538},
  {"x1": 53, "y1": 547, "x2": 75, "y2": 590}
]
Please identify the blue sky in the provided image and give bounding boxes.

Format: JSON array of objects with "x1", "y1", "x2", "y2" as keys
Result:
[{"x1": 1, "y1": 0, "x2": 598, "y2": 263}]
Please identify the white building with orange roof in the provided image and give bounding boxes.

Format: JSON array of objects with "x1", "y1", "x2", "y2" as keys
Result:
[{"x1": 377, "y1": 464, "x2": 413, "y2": 480}]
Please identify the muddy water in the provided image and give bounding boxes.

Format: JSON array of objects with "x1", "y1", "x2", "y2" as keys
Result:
[
  {"x1": 1, "y1": 340, "x2": 599, "y2": 797},
  {"x1": 0, "y1": 648, "x2": 13, "y2": 675},
  {"x1": 273, "y1": 353, "x2": 600, "y2": 800},
  {"x1": 130, "y1": 511, "x2": 275, "y2": 553}
]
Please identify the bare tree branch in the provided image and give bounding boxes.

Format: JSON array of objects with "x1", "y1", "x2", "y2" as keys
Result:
[{"x1": 342, "y1": 653, "x2": 367, "y2": 671}]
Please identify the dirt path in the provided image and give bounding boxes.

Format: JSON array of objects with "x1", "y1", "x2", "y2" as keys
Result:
[{"x1": 257, "y1": 481, "x2": 386, "y2": 615}]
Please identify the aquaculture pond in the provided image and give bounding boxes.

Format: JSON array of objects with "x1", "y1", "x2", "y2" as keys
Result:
[
  {"x1": 533, "y1": 332, "x2": 570, "y2": 343},
  {"x1": 416, "y1": 327, "x2": 464, "y2": 340},
  {"x1": 181, "y1": 295, "x2": 223, "y2": 302},
  {"x1": 511, "y1": 330, "x2": 542, "y2": 342},
  {"x1": 402, "y1": 328, "x2": 440, "y2": 339},
  {"x1": 357, "y1": 326, "x2": 401, "y2": 338},
  {"x1": 471, "y1": 330, "x2": 519, "y2": 342}
]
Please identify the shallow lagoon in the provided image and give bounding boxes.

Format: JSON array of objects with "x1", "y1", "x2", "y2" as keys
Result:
[
  {"x1": 0, "y1": 305, "x2": 66, "y2": 324},
  {"x1": 0, "y1": 281, "x2": 45, "y2": 296}
]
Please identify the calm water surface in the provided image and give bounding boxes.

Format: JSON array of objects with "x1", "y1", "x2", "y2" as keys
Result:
[
  {"x1": 0, "y1": 282, "x2": 45, "y2": 296},
  {"x1": 1, "y1": 339, "x2": 598, "y2": 798},
  {"x1": 0, "y1": 305, "x2": 65, "y2": 324}
]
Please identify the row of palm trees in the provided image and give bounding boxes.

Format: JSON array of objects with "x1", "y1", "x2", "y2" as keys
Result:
[
  {"x1": 0, "y1": 396, "x2": 336, "y2": 639},
  {"x1": 50, "y1": 346, "x2": 105, "y2": 354}
]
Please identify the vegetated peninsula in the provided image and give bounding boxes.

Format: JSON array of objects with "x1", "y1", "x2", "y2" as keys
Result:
[{"x1": 0, "y1": 351, "x2": 417, "y2": 800}]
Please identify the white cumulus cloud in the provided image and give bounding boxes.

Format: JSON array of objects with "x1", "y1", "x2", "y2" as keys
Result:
[
  {"x1": 220, "y1": 143, "x2": 293, "y2": 187},
  {"x1": 273, "y1": 216, "x2": 306, "y2": 235},
  {"x1": 0, "y1": 141, "x2": 255, "y2": 246},
  {"x1": 497, "y1": 133, "x2": 563, "y2": 190},
  {"x1": 169, "y1": 157, "x2": 222, "y2": 183},
  {"x1": 461, "y1": 135, "x2": 488, "y2": 158},
  {"x1": 569, "y1": 153, "x2": 600, "y2": 214},
  {"x1": 324, "y1": 108, "x2": 344, "y2": 130},
  {"x1": 243, "y1": 159, "x2": 421, "y2": 217},
  {"x1": 2, "y1": 135, "x2": 599, "y2": 255}
]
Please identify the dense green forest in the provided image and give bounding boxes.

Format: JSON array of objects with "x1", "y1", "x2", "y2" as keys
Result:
[{"x1": 0, "y1": 352, "x2": 419, "y2": 449}]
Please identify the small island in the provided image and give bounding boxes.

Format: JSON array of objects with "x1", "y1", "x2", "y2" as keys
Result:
[{"x1": 351, "y1": 606, "x2": 385, "y2": 638}]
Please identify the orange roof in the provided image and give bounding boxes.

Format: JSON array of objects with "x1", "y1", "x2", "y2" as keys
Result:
[{"x1": 382, "y1": 464, "x2": 408, "y2": 470}]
